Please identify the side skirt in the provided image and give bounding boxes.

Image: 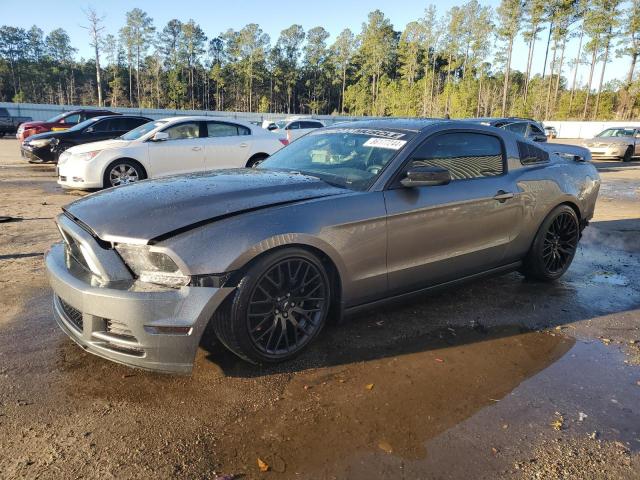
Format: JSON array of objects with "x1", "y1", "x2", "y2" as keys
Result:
[{"x1": 342, "y1": 261, "x2": 523, "y2": 318}]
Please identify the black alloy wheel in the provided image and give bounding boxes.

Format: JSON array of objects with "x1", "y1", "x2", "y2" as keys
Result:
[
  {"x1": 212, "y1": 248, "x2": 331, "y2": 363},
  {"x1": 541, "y1": 211, "x2": 579, "y2": 275},
  {"x1": 247, "y1": 257, "x2": 328, "y2": 357},
  {"x1": 522, "y1": 205, "x2": 580, "y2": 281}
]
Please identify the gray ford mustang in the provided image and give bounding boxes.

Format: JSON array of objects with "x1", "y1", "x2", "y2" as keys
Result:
[{"x1": 45, "y1": 120, "x2": 600, "y2": 373}]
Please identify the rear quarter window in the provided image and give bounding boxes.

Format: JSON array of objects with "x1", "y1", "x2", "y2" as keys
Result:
[{"x1": 517, "y1": 141, "x2": 550, "y2": 165}]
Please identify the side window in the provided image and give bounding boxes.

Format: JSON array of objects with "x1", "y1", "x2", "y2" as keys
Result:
[
  {"x1": 410, "y1": 132, "x2": 504, "y2": 180},
  {"x1": 529, "y1": 123, "x2": 544, "y2": 135},
  {"x1": 287, "y1": 122, "x2": 301, "y2": 130},
  {"x1": 62, "y1": 113, "x2": 80, "y2": 124},
  {"x1": 163, "y1": 122, "x2": 201, "y2": 140},
  {"x1": 206, "y1": 122, "x2": 250, "y2": 137},
  {"x1": 113, "y1": 118, "x2": 148, "y2": 131},
  {"x1": 517, "y1": 141, "x2": 549, "y2": 165},
  {"x1": 503, "y1": 122, "x2": 527, "y2": 136},
  {"x1": 90, "y1": 119, "x2": 112, "y2": 132},
  {"x1": 301, "y1": 121, "x2": 323, "y2": 129}
]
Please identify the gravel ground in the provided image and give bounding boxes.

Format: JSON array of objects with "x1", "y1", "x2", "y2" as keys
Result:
[{"x1": 0, "y1": 137, "x2": 638, "y2": 479}]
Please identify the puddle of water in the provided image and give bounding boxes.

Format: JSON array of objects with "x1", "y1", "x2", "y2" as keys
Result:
[
  {"x1": 592, "y1": 272, "x2": 630, "y2": 286},
  {"x1": 207, "y1": 327, "x2": 573, "y2": 477}
]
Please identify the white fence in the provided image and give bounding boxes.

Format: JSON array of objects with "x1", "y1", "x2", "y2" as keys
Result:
[
  {"x1": 0, "y1": 102, "x2": 364, "y2": 126},
  {"x1": 544, "y1": 121, "x2": 640, "y2": 139},
  {"x1": 2, "y1": 102, "x2": 638, "y2": 138}
]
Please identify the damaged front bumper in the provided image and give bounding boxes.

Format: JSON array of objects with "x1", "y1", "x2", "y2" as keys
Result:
[{"x1": 45, "y1": 241, "x2": 234, "y2": 374}]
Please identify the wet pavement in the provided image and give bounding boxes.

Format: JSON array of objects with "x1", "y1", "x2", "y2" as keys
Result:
[{"x1": 0, "y1": 138, "x2": 639, "y2": 479}]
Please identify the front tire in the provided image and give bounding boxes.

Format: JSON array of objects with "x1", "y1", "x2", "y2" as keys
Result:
[
  {"x1": 212, "y1": 248, "x2": 331, "y2": 364},
  {"x1": 103, "y1": 159, "x2": 146, "y2": 188},
  {"x1": 522, "y1": 205, "x2": 580, "y2": 282},
  {"x1": 622, "y1": 146, "x2": 633, "y2": 162}
]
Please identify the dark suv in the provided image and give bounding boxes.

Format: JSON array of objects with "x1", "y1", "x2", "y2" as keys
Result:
[{"x1": 466, "y1": 118, "x2": 548, "y2": 143}]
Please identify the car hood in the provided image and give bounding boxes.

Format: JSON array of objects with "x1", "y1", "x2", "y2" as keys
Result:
[
  {"x1": 67, "y1": 138, "x2": 132, "y2": 154},
  {"x1": 25, "y1": 130, "x2": 62, "y2": 142},
  {"x1": 63, "y1": 169, "x2": 349, "y2": 244}
]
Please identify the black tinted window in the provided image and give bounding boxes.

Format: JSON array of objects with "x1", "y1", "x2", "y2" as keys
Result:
[
  {"x1": 301, "y1": 121, "x2": 323, "y2": 129},
  {"x1": 529, "y1": 123, "x2": 544, "y2": 135},
  {"x1": 517, "y1": 141, "x2": 549, "y2": 165},
  {"x1": 114, "y1": 117, "x2": 148, "y2": 130},
  {"x1": 410, "y1": 132, "x2": 504, "y2": 180},
  {"x1": 287, "y1": 122, "x2": 301, "y2": 130},
  {"x1": 90, "y1": 119, "x2": 112, "y2": 132}
]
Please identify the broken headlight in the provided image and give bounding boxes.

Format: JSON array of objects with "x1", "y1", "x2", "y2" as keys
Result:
[{"x1": 114, "y1": 244, "x2": 189, "y2": 287}]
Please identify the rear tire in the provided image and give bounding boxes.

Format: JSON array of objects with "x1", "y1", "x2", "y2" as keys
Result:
[
  {"x1": 246, "y1": 154, "x2": 269, "y2": 168},
  {"x1": 102, "y1": 159, "x2": 146, "y2": 188},
  {"x1": 522, "y1": 205, "x2": 580, "y2": 282},
  {"x1": 212, "y1": 248, "x2": 331, "y2": 364},
  {"x1": 622, "y1": 146, "x2": 633, "y2": 162}
]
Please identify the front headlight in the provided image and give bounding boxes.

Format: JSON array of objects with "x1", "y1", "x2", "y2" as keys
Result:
[
  {"x1": 29, "y1": 138, "x2": 53, "y2": 148},
  {"x1": 115, "y1": 244, "x2": 189, "y2": 287},
  {"x1": 73, "y1": 150, "x2": 101, "y2": 161},
  {"x1": 58, "y1": 151, "x2": 71, "y2": 164}
]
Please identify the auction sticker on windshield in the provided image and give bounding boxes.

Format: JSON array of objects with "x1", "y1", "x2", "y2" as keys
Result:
[
  {"x1": 363, "y1": 137, "x2": 407, "y2": 149},
  {"x1": 315, "y1": 128, "x2": 407, "y2": 139}
]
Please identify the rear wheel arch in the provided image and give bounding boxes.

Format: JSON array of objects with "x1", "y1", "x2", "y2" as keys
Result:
[{"x1": 246, "y1": 153, "x2": 269, "y2": 168}]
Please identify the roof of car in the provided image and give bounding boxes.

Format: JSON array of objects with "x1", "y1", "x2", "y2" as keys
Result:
[
  {"x1": 328, "y1": 118, "x2": 446, "y2": 132},
  {"x1": 463, "y1": 117, "x2": 540, "y2": 125},
  {"x1": 157, "y1": 115, "x2": 255, "y2": 126}
]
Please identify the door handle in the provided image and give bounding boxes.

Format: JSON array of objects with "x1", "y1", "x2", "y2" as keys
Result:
[
  {"x1": 192, "y1": 146, "x2": 202, "y2": 151},
  {"x1": 493, "y1": 190, "x2": 514, "y2": 202},
  {"x1": 239, "y1": 143, "x2": 249, "y2": 148}
]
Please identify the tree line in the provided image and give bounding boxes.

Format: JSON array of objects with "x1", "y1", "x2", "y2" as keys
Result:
[{"x1": 0, "y1": 0, "x2": 638, "y2": 120}]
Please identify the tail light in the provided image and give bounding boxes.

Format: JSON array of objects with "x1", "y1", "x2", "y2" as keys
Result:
[{"x1": 279, "y1": 138, "x2": 289, "y2": 146}]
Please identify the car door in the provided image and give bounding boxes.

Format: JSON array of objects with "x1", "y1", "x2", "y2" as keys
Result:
[
  {"x1": 146, "y1": 121, "x2": 206, "y2": 177},
  {"x1": 384, "y1": 131, "x2": 523, "y2": 294},
  {"x1": 111, "y1": 117, "x2": 149, "y2": 138},
  {"x1": 203, "y1": 121, "x2": 252, "y2": 169},
  {"x1": 82, "y1": 118, "x2": 122, "y2": 143},
  {"x1": 634, "y1": 130, "x2": 640, "y2": 155}
]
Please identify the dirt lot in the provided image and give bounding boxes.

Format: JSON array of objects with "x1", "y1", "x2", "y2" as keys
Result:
[{"x1": 0, "y1": 137, "x2": 639, "y2": 479}]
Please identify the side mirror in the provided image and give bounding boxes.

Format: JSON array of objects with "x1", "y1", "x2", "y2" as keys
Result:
[
  {"x1": 400, "y1": 165, "x2": 451, "y2": 188},
  {"x1": 267, "y1": 124, "x2": 277, "y2": 131},
  {"x1": 532, "y1": 134, "x2": 547, "y2": 143},
  {"x1": 85, "y1": 126, "x2": 94, "y2": 133},
  {"x1": 151, "y1": 131, "x2": 169, "y2": 142}
]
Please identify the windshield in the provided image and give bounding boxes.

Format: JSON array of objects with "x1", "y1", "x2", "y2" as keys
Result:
[
  {"x1": 258, "y1": 128, "x2": 413, "y2": 191},
  {"x1": 120, "y1": 120, "x2": 166, "y2": 140},
  {"x1": 46, "y1": 112, "x2": 68, "y2": 123},
  {"x1": 596, "y1": 128, "x2": 636, "y2": 138},
  {"x1": 275, "y1": 121, "x2": 287, "y2": 129},
  {"x1": 67, "y1": 117, "x2": 101, "y2": 132}
]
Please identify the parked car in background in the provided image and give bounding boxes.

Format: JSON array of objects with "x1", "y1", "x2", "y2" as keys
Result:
[
  {"x1": 544, "y1": 125, "x2": 558, "y2": 138},
  {"x1": 17, "y1": 109, "x2": 118, "y2": 141},
  {"x1": 467, "y1": 117, "x2": 548, "y2": 143},
  {"x1": 57, "y1": 116, "x2": 287, "y2": 189},
  {"x1": 582, "y1": 127, "x2": 640, "y2": 162},
  {"x1": 46, "y1": 119, "x2": 600, "y2": 372},
  {"x1": 0, "y1": 107, "x2": 32, "y2": 137},
  {"x1": 21, "y1": 115, "x2": 151, "y2": 164},
  {"x1": 266, "y1": 117, "x2": 325, "y2": 141}
]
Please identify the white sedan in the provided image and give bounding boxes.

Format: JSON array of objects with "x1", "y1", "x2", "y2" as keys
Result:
[
  {"x1": 57, "y1": 116, "x2": 288, "y2": 189},
  {"x1": 266, "y1": 118, "x2": 325, "y2": 141}
]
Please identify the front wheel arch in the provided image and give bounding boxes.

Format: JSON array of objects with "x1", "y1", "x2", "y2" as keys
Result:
[{"x1": 102, "y1": 158, "x2": 147, "y2": 188}]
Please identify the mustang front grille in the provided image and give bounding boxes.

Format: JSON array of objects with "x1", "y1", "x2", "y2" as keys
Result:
[{"x1": 58, "y1": 297, "x2": 83, "y2": 331}]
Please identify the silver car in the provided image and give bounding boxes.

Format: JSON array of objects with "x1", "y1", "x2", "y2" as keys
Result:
[
  {"x1": 46, "y1": 120, "x2": 600, "y2": 373},
  {"x1": 583, "y1": 127, "x2": 640, "y2": 162}
]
